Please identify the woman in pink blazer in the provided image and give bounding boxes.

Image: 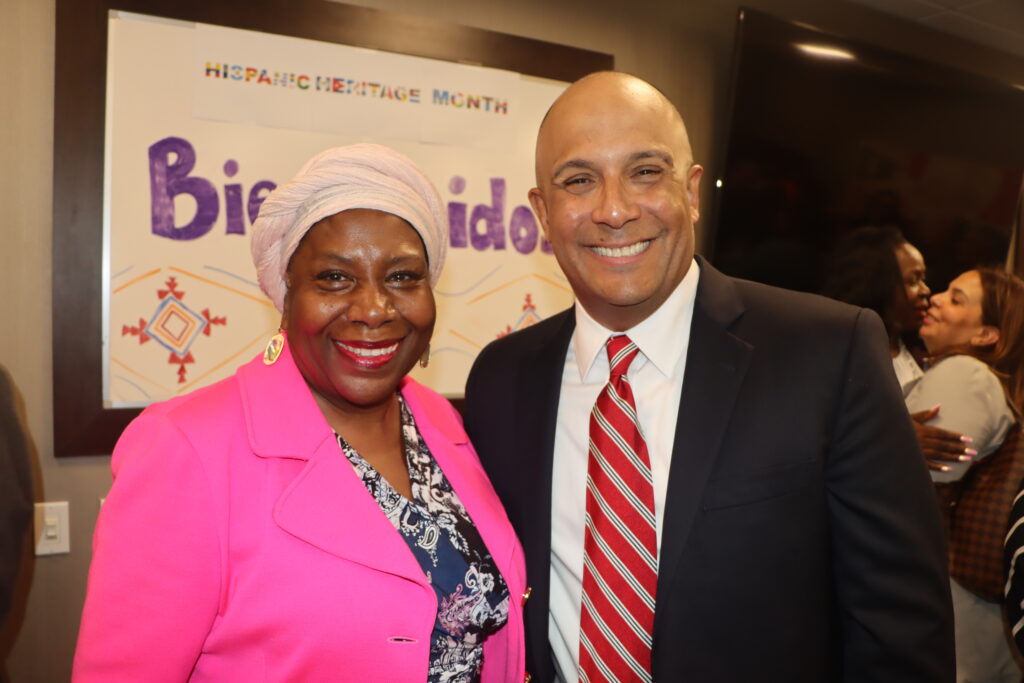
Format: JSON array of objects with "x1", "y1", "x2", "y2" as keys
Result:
[{"x1": 73, "y1": 145, "x2": 526, "y2": 682}]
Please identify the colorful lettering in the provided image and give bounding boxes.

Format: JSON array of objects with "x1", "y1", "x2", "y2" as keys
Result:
[
  {"x1": 148, "y1": 137, "x2": 219, "y2": 241},
  {"x1": 149, "y1": 137, "x2": 276, "y2": 239},
  {"x1": 448, "y1": 176, "x2": 468, "y2": 248},
  {"x1": 470, "y1": 178, "x2": 506, "y2": 251},
  {"x1": 509, "y1": 206, "x2": 538, "y2": 254},
  {"x1": 247, "y1": 181, "x2": 276, "y2": 224}
]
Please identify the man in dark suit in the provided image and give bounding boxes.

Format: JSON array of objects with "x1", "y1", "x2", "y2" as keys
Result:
[{"x1": 464, "y1": 71, "x2": 954, "y2": 682}]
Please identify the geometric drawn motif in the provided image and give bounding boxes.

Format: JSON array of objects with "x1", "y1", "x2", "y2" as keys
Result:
[
  {"x1": 121, "y1": 276, "x2": 227, "y2": 383},
  {"x1": 497, "y1": 293, "x2": 541, "y2": 338}
]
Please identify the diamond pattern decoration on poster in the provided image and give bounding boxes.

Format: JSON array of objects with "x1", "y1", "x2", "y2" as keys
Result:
[{"x1": 122, "y1": 276, "x2": 227, "y2": 383}]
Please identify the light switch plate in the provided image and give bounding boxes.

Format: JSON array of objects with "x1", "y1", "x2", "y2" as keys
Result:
[{"x1": 34, "y1": 501, "x2": 70, "y2": 556}]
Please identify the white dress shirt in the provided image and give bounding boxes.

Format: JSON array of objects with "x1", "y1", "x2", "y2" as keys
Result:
[{"x1": 548, "y1": 259, "x2": 700, "y2": 681}]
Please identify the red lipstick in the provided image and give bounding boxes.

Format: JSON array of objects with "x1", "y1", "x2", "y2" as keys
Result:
[{"x1": 333, "y1": 339, "x2": 401, "y2": 369}]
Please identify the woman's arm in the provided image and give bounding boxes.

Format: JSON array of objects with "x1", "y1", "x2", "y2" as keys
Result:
[
  {"x1": 905, "y1": 356, "x2": 1015, "y2": 483},
  {"x1": 910, "y1": 405, "x2": 974, "y2": 472},
  {"x1": 73, "y1": 413, "x2": 221, "y2": 682}
]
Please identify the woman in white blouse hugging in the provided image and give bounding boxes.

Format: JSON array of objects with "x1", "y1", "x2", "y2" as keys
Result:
[{"x1": 904, "y1": 266, "x2": 1024, "y2": 683}]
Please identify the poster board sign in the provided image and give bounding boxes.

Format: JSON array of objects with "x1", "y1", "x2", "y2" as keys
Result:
[{"x1": 104, "y1": 12, "x2": 572, "y2": 406}]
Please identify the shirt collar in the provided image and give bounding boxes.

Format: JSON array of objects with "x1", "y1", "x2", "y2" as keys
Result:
[{"x1": 572, "y1": 258, "x2": 700, "y2": 381}]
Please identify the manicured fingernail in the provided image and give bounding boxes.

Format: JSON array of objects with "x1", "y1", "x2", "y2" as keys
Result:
[
  {"x1": 960, "y1": 436, "x2": 974, "y2": 443},
  {"x1": 940, "y1": 465, "x2": 951, "y2": 472},
  {"x1": 964, "y1": 448, "x2": 978, "y2": 456},
  {"x1": 958, "y1": 455, "x2": 973, "y2": 462}
]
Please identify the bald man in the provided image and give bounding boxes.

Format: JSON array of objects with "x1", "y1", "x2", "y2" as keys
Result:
[{"x1": 464, "y1": 72, "x2": 954, "y2": 682}]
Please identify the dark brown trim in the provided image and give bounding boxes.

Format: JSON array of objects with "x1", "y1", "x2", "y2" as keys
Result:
[{"x1": 52, "y1": 0, "x2": 612, "y2": 456}]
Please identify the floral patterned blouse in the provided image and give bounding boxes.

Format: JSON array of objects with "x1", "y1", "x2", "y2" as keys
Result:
[{"x1": 337, "y1": 396, "x2": 510, "y2": 683}]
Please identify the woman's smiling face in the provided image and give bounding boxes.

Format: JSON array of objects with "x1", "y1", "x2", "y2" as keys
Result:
[
  {"x1": 282, "y1": 208, "x2": 434, "y2": 413},
  {"x1": 919, "y1": 269, "x2": 986, "y2": 355}
]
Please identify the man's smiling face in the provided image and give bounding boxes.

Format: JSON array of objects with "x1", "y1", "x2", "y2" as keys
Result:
[{"x1": 529, "y1": 72, "x2": 703, "y2": 332}]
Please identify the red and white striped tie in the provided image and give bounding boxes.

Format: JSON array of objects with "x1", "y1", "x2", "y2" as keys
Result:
[{"x1": 579, "y1": 335, "x2": 657, "y2": 683}]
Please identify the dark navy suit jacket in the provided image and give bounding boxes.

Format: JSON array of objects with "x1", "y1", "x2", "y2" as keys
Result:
[{"x1": 464, "y1": 256, "x2": 954, "y2": 682}]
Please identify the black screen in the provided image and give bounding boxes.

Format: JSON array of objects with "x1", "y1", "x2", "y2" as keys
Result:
[{"x1": 710, "y1": 8, "x2": 1024, "y2": 294}]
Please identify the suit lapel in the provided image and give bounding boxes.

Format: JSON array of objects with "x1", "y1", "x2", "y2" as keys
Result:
[
  {"x1": 515, "y1": 310, "x2": 575, "y2": 549},
  {"x1": 273, "y1": 438, "x2": 425, "y2": 579},
  {"x1": 239, "y1": 341, "x2": 425, "y2": 581},
  {"x1": 655, "y1": 260, "x2": 752, "y2": 621},
  {"x1": 516, "y1": 309, "x2": 576, "y2": 674}
]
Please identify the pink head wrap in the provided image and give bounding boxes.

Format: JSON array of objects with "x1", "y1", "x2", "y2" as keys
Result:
[{"x1": 251, "y1": 143, "x2": 447, "y2": 312}]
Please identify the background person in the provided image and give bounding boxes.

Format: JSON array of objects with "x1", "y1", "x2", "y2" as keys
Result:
[
  {"x1": 821, "y1": 225, "x2": 974, "y2": 471},
  {"x1": 73, "y1": 144, "x2": 525, "y2": 682},
  {"x1": 905, "y1": 267, "x2": 1024, "y2": 683},
  {"x1": 464, "y1": 71, "x2": 953, "y2": 682},
  {"x1": 821, "y1": 225, "x2": 929, "y2": 387},
  {"x1": 909, "y1": 268, "x2": 1023, "y2": 484},
  {"x1": 1004, "y1": 465, "x2": 1024, "y2": 661},
  {"x1": 0, "y1": 365, "x2": 32, "y2": 625}
]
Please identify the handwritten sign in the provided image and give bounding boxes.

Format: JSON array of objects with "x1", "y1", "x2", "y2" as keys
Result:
[{"x1": 104, "y1": 12, "x2": 572, "y2": 406}]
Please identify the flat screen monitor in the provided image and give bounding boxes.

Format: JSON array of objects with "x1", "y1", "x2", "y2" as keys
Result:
[{"x1": 709, "y1": 8, "x2": 1024, "y2": 294}]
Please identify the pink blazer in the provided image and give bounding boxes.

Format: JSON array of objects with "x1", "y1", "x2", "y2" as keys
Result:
[{"x1": 73, "y1": 343, "x2": 526, "y2": 682}]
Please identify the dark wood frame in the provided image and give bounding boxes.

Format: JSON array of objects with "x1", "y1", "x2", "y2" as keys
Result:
[{"x1": 53, "y1": 0, "x2": 612, "y2": 456}]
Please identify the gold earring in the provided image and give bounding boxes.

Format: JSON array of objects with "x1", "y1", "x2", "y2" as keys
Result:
[
  {"x1": 263, "y1": 331, "x2": 285, "y2": 365},
  {"x1": 418, "y1": 344, "x2": 431, "y2": 368}
]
